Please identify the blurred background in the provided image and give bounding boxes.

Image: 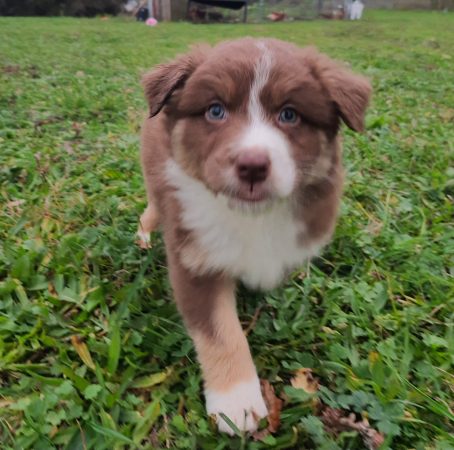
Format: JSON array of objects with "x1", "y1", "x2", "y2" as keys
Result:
[{"x1": 1, "y1": 0, "x2": 452, "y2": 22}]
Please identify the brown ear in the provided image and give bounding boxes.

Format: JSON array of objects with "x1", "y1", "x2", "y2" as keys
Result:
[
  {"x1": 307, "y1": 49, "x2": 372, "y2": 132},
  {"x1": 142, "y1": 47, "x2": 207, "y2": 117}
]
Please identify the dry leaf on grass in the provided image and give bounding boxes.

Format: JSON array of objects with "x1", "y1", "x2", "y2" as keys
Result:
[
  {"x1": 261, "y1": 379, "x2": 283, "y2": 432},
  {"x1": 321, "y1": 406, "x2": 385, "y2": 450},
  {"x1": 288, "y1": 369, "x2": 384, "y2": 448},
  {"x1": 33, "y1": 115, "x2": 64, "y2": 128},
  {"x1": 71, "y1": 335, "x2": 95, "y2": 370},
  {"x1": 290, "y1": 368, "x2": 319, "y2": 393},
  {"x1": 252, "y1": 380, "x2": 283, "y2": 440}
]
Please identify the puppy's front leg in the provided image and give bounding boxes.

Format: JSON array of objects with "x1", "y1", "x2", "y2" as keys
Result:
[
  {"x1": 137, "y1": 203, "x2": 159, "y2": 248},
  {"x1": 168, "y1": 252, "x2": 267, "y2": 434}
]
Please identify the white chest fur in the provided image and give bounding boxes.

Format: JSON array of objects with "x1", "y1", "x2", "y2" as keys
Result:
[{"x1": 166, "y1": 160, "x2": 323, "y2": 290}]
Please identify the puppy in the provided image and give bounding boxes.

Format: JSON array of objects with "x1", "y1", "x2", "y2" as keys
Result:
[{"x1": 138, "y1": 38, "x2": 371, "y2": 434}]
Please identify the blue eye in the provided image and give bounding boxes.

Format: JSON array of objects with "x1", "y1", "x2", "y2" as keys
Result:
[
  {"x1": 206, "y1": 103, "x2": 227, "y2": 121},
  {"x1": 279, "y1": 107, "x2": 298, "y2": 124}
]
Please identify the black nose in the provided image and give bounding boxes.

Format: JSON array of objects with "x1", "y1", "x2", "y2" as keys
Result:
[{"x1": 236, "y1": 152, "x2": 270, "y2": 184}]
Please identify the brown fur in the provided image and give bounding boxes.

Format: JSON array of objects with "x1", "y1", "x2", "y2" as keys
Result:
[
  {"x1": 138, "y1": 38, "x2": 371, "y2": 411},
  {"x1": 167, "y1": 254, "x2": 257, "y2": 390}
]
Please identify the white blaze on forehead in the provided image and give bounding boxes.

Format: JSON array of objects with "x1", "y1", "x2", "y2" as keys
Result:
[
  {"x1": 239, "y1": 41, "x2": 296, "y2": 197},
  {"x1": 249, "y1": 41, "x2": 273, "y2": 122}
]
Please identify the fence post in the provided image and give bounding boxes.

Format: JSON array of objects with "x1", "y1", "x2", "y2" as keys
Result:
[
  {"x1": 259, "y1": 0, "x2": 265, "y2": 21},
  {"x1": 148, "y1": 0, "x2": 154, "y2": 17}
]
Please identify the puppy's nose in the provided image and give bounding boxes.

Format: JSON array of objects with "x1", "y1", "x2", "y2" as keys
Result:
[{"x1": 236, "y1": 152, "x2": 270, "y2": 184}]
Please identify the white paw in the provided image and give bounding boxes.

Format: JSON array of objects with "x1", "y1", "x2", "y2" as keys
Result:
[
  {"x1": 205, "y1": 377, "x2": 268, "y2": 435},
  {"x1": 136, "y1": 230, "x2": 152, "y2": 249}
]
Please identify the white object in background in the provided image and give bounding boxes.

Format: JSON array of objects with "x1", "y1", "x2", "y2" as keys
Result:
[
  {"x1": 124, "y1": 0, "x2": 138, "y2": 13},
  {"x1": 344, "y1": 0, "x2": 352, "y2": 18},
  {"x1": 350, "y1": 0, "x2": 364, "y2": 19}
]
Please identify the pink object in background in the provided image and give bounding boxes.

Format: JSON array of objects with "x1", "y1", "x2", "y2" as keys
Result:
[{"x1": 145, "y1": 17, "x2": 158, "y2": 26}]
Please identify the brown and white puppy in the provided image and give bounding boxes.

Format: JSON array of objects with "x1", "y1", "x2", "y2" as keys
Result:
[{"x1": 138, "y1": 38, "x2": 371, "y2": 434}]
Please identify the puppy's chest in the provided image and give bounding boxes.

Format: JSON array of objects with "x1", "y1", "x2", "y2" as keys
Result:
[{"x1": 168, "y1": 163, "x2": 319, "y2": 289}]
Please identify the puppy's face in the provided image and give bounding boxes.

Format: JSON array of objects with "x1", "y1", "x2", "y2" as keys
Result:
[{"x1": 143, "y1": 39, "x2": 371, "y2": 210}]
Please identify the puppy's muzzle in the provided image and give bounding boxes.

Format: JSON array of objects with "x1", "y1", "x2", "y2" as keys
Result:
[{"x1": 235, "y1": 149, "x2": 270, "y2": 187}]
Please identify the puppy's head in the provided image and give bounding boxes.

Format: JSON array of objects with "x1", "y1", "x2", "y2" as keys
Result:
[{"x1": 143, "y1": 38, "x2": 371, "y2": 210}]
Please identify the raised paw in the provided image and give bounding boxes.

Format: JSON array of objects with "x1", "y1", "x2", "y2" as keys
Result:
[{"x1": 205, "y1": 377, "x2": 268, "y2": 435}]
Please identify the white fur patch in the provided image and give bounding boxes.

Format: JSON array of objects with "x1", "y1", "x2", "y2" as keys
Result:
[
  {"x1": 248, "y1": 41, "x2": 272, "y2": 123},
  {"x1": 239, "y1": 121, "x2": 296, "y2": 198},
  {"x1": 205, "y1": 377, "x2": 267, "y2": 435},
  {"x1": 238, "y1": 41, "x2": 296, "y2": 198},
  {"x1": 166, "y1": 160, "x2": 324, "y2": 289}
]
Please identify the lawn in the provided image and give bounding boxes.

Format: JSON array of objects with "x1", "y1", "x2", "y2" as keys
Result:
[{"x1": 0, "y1": 10, "x2": 453, "y2": 450}]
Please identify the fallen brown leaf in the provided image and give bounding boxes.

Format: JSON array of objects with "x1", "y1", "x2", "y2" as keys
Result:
[
  {"x1": 290, "y1": 368, "x2": 319, "y2": 393},
  {"x1": 71, "y1": 335, "x2": 95, "y2": 370},
  {"x1": 48, "y1": 282, "x2": 57, "y2": 297},
  {"x1": 261, "y1": 379, "x2": 283, "y2": 433},
  {"x1": 34, "y1": 115, "x2": 63, "y2": 128},
  {"x1": 3, "y1": 65, "x2": 21, "y2": 74},
  {"x1": 321, "y1": 407, "x2": 385, "y2": 450},
  {"x1": 252, "y1": 380, "x2": 283, "y2": 440}
]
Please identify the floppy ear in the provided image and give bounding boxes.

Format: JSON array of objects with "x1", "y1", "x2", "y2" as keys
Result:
[
  {"x1": 142, "y1": 47, "x2": 207, "y2": 117},
  {"x1": 308, "y1": 49, "x2": 372, "y2": 132}
]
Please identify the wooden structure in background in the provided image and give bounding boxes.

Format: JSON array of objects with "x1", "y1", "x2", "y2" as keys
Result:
[
  {"x1": 151, "y1": 0, "x2": 187, "y2": 20},
  {"x1": 187, "y1": 0, "x2": 249, "y2": 22}
]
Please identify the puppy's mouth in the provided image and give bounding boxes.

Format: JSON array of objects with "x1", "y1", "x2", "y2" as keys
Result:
[
  {"x1": 221, "y1": 185, "x2": 274, "y2": 213},
  {"x1": 236, "y1": 189, "x2": 270, "y2": 203}
]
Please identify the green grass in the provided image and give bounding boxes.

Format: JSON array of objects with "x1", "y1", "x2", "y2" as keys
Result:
[{"x1": 0, "y1": 10, "x2": 453, "y2": 449}]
